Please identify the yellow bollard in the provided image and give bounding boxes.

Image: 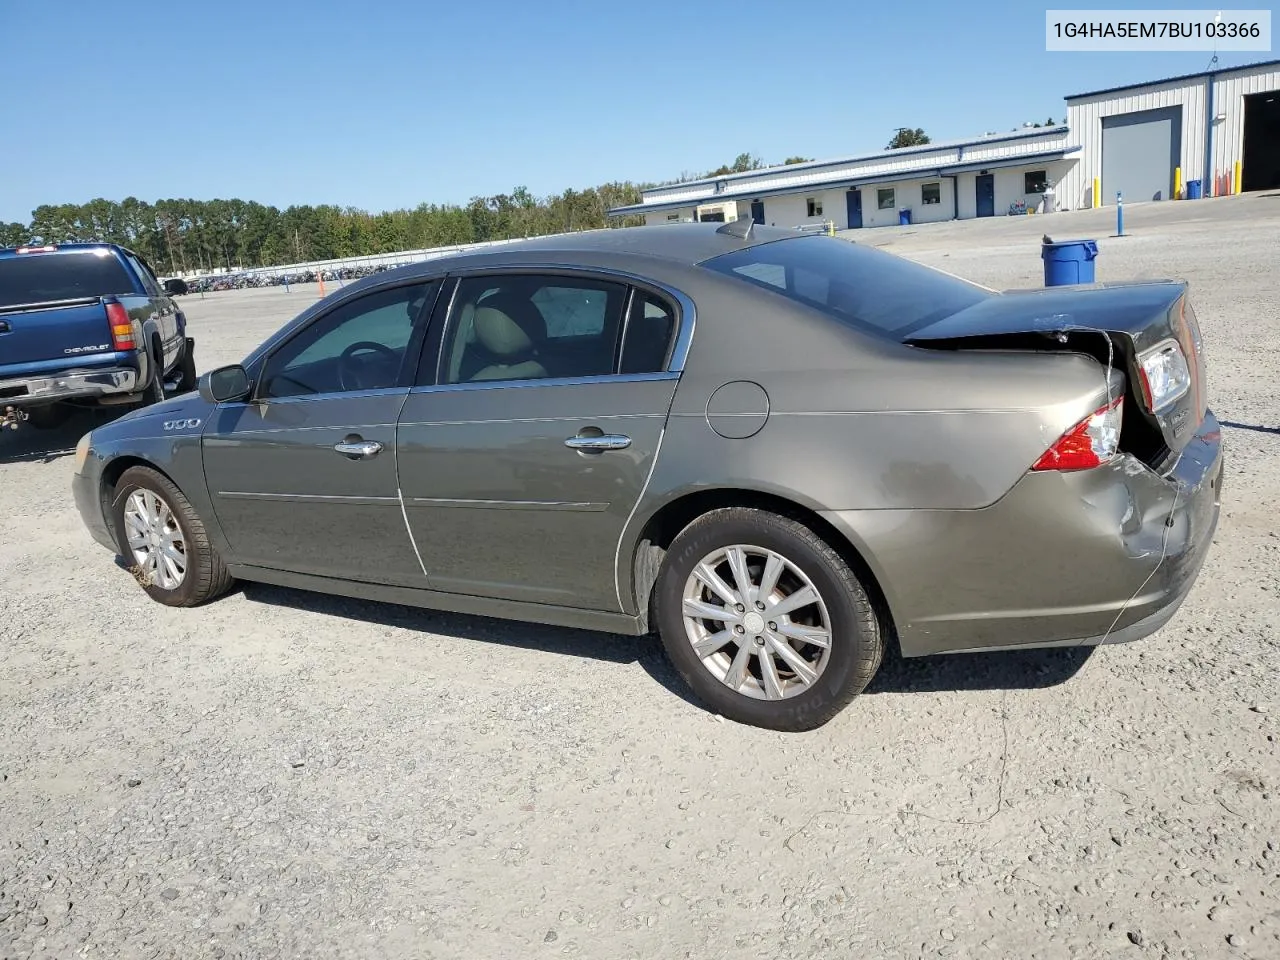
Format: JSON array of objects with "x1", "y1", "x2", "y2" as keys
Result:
[
  {"x1": 1093, "y1": 177, "x2": 1101, "y2": 208},
  {"x1": 1234, "y1": 161, "x2": 1242, "y2": 195},
  {"x1": 1174, "y1": 166, "x2": 1182, "y2": 200}
]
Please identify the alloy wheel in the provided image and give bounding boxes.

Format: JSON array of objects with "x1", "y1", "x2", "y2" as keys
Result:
[
  {"x1": 123, "y1": 489, "x2": 187, "y2": 590},
  {"x1": 680, "y1": 544, "x2": 833, "y2": 700}
]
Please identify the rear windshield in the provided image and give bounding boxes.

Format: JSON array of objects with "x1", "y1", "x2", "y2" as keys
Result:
[
  {"x1": 701, "y1": 235, "x2": 991, "y2": 339},
  {"x1": 0, "y1": 251, "x2": 136, "y2": 309}
]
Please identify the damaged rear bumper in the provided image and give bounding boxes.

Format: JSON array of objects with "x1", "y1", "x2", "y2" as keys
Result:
[{"x1": 822, "y1": 411, "x2": 1224, "y2": 657}]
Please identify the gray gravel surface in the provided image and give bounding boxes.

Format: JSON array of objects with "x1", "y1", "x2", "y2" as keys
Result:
[{"x1": 2, "y1": 194, "x2": 1277, "y2": 959}]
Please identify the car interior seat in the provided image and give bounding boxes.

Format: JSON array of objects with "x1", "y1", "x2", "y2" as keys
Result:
[{"x1": 466, "y1": 292, "x2": 549, "y2": 382}]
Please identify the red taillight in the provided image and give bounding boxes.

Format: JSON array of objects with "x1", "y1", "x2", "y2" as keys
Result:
[
  {"x1": 1032, "y1": 395, "x2": 1124, "y2": 472},
  {"x1": 105, "y1": 302, "x2": 135, "y2": 350}
]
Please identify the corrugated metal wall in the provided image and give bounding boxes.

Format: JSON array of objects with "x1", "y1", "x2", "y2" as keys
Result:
[
  {"x1": 1213, "y1": 64, "x2": 1280, "y2": 194},
  {"x1": 1060, "y1": 79, "x2": 1208, "y2": 209},
  {"x1": 1059, "y1": 62, "x2": 1280, "y2": 209}
]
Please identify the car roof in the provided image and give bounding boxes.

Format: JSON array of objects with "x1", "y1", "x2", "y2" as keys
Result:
[
  {"x1": 418, "y1": 222, "x2": 799, "y2": 272},
  {"x1": 0, "y1": 242, "x2": 132, "y2": 259}
]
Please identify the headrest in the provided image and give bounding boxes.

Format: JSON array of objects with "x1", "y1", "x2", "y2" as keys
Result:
[{"x1": 473, "y1": 296, "x2": 544, "y2": 357}]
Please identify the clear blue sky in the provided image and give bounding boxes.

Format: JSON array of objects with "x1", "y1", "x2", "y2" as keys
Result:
[{"x1": 0, "y1": 0, "x2": 1263, "y2": 222}]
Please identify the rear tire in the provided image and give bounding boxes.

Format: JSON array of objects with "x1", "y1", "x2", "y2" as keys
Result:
[
  {"x1": 655, "y1": 507, "x2": 883, "y2": 731},
  {"x1": 24, "y1": 404, "x2": 72, "y2": 430},
  {"x1": 138, "y1": 342, "x2": 166, "y2": 407},
  {"x1": 111, "y1": 465, "x2": 235, "y2": 607},
  {"x1": 174, "y1": 338, "x2": 197, "y2": 394}
]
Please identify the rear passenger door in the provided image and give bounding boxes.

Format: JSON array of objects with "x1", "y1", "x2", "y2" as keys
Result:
[{"x1": 397, "y1": 271, "x2": 685, "y2": 611}]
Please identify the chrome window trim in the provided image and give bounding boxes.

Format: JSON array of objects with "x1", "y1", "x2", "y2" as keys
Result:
[
  {"x1": 406, "y1": 371, "x2": 679, "y2": 396},
  {"x1": 436, "y1": 262, "x2": 696, "y2": 374},
  {"x1": 218, "y1": 386, "x2": 408, "y2": 409}
]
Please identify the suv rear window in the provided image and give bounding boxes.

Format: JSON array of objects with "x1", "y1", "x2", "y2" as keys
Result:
[
  {"x1": 700, "y1": 235, "x2": 990, "y2": 339},
  {"x1": 0, "y1": 251, "x2": 137, "y2": 309}
]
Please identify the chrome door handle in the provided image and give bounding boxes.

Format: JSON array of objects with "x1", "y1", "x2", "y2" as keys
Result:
[
  {"x1": 333, "y1": 439, "x2": 383, "y2": 459},
  {"x1": 564, "y1": 434, "x2": 632, "y2": 452}
]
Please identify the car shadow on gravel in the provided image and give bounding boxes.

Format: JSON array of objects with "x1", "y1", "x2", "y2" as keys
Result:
[
  {"x1": 244, "y1": 583, "x2": 1092, "y2": 703},
  {"x1": 1220, "y1": 420, "x2": 1280, "y2": 436},
  {"x1": 0, "y1": 407, "x2": 108, "y2": 464},
  {"x1": 241, "y1": 583, "x2": 704, "y2": 707},
  {"x1": 866, "y1": 641, "x2": 1093, "y2": 694}
]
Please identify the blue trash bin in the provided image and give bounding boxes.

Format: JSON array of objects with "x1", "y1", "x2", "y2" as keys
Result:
[
  {"x1": 1185, "y1": 179, "x2": 1202, "y2": 199},
  {"x1": 1041, "y1": 239, "x2": 1099, "y2": 286},
  {"x1": 899, "y1": 208, "x2": 912, "y2": 226}
]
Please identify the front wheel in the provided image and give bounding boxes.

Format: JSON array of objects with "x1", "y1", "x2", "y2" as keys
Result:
[
  {"x1": 112, "y1": 466, "x2": 235, "y2": 607},
  {"x1": 655, "y1": 508, "x2": 883, "y2": 731}
]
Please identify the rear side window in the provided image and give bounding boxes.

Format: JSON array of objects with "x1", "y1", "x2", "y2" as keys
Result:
[
  {"x1": 0, "y1": 251, "x2": 137, "y2": 309},
  {"x1": 701, "y1": 235, "x2": 990, "y2": 339},
  {"x1": 620, "y1": 291, "x2": 677, "y2": 374}
]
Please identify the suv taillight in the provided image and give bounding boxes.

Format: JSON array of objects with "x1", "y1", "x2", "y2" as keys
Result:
[
  {"x1": 105, "y1": 302, "x2": 135, "y2": 350},
  {"x1": 1032, "y1": 395, "x2": 1123, "y2": 471}
]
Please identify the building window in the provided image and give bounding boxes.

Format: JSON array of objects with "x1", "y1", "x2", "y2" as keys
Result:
[
  {"x1": 921, "y1": 182, "x2": 941, "y2": 205},
  {"x1": 1024, "y1": 170, "x2": 1049, "y2": 193},
  {"x1": 666, "y1": 213, "x2": 681, "y2": 221},
  {"x1": 877, "y1": 188, "x2": 896, "y2": 210},
  {"x1": 806, "y1": 197, "x2": 823, "y2": 217}
]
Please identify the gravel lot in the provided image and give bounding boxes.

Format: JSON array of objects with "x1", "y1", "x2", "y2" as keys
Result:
[{"x1": 2, "y1": 195, "x2": 1277, "y2": 960}]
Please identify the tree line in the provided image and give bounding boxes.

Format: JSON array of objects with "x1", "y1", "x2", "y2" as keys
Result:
[
  {"x1": 0, "y1": 186, "x2": 647, "y2": 276},
  {"x1": 0, "y1": 148, "x2": 901, "y2": 275}
]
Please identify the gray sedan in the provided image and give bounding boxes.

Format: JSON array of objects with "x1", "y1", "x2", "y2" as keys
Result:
[{"x1": 71, "y1": 223, "x2": 1223, "y2": 730}]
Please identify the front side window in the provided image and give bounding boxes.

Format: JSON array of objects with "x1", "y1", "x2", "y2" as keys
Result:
[
  {"x1": 701, "y1": 235, "x2": 990, "y2": 341},
  {"x1": 260, "y1": 282, "x2": 434, "y2": 398},
  {"x1": 877, "y1": 188, "x2": 896, "y2": 210},
  {"x1": 921, "y1": 182, "x2": 941, "y2": 205},
  {"x1": 439, "y1": 275, "x2": 627, "y2": 385}
]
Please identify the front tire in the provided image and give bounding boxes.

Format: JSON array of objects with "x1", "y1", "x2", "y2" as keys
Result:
[
  {"x1": 655, "y1": 508, "x2": 883, "y2": 731},
  {"x1": 111, "y1": 466, "x2": 235, "y2": 607}
]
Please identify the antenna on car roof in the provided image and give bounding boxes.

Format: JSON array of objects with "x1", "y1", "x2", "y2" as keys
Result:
[{"x1": 716, "y1": 218, "x2": 754, "y2": 240}]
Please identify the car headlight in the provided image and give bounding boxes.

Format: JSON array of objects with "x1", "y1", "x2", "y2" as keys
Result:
[{"x1": 74, "y1": 432, "x2": 92, "y2": 474}]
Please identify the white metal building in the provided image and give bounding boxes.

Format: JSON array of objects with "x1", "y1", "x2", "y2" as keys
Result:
[
  {"x1": 1057, "y1": 58, "x2": 1280, "y2": 209},
  {"x1": 609, "y1": 127, "x2": 1079, "y2": 230},
  {"x1": 608, "y1": 58, "x2": 1280, "y2": 229}
]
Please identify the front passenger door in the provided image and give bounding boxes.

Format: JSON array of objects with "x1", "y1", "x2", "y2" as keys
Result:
[{"x1": 202, "y1": 281, "x2": 439, "y2": 586}]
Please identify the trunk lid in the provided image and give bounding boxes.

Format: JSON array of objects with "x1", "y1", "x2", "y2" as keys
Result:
[
  {"x1": 905, "y1": 281, "x2": 1208, "y2": 462},
  {"x1": 0, "y1": 299, "x2": 114, "y2": 368}
]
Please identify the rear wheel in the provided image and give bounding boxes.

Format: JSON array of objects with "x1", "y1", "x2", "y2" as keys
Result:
[
  {"x1": 138, "y1": 343, "x2": 166, "y2": 407},
  {"x1": 112, "y1": 466, "x2": 235, "y2": 607},
  {"x1": 174, "y1": 338, "x2": 197, "y2": 394},
  {"x1": 655, "y1": 508, "x2": 883, "y2": 731}
]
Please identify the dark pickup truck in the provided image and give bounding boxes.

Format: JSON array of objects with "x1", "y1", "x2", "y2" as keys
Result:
[{"x1": 0, "y1": 243, "x2": 196, "y2": 430}]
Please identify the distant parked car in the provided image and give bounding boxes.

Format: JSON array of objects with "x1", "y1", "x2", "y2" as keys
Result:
[
  {"x1": 70, "y1": 224, "x2": 1221, "y2": 730},
  {"x1": 0, "y1": 243, "x2": 196, "y2": 430}
]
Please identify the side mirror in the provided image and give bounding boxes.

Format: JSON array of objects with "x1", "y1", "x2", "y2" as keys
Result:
[
  {"x1": 198, "y1": 364, "x2": 252, "y2": 404},
  {"x1": 163, "y1": 278, "x2": 189, "y2": 295}
]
